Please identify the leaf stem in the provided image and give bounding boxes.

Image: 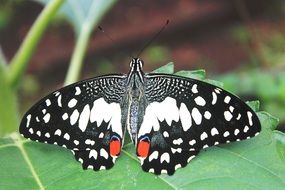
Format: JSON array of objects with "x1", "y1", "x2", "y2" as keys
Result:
[
  {"x1": 7, "y1": 0, "x2": 64, "y2": 89},
  {"x1": 64, "y1": 0, "x2": 118, "y2": 85},
  {"x1": 64, "y1": 24, "x2": 92, "y2": 86}
]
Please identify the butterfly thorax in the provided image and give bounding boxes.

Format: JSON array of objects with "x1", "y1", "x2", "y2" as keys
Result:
[{"x1": 126, "y1": 58, "x2": 146, "y2": 144}]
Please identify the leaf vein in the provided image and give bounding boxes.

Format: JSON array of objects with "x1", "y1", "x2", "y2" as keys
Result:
[
  {"x1": 11, "y1": 133, "x2": 45, "y2": 190},
  {"x1": 122, "y1": 149, "x2": 177, "y2": 190}
]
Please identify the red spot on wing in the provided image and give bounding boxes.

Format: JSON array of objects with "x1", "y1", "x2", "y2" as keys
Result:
[
  {"x1": 110, "y1": 140, "x2": 121, "y2": 156},
  {"x1": 137, "y1": 141, "x2": 150, "y2": 158}
]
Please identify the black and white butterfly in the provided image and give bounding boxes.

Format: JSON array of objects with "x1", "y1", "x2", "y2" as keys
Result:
[{"x1": 20, "y1": 58, "x2": 261, "y2": 175}]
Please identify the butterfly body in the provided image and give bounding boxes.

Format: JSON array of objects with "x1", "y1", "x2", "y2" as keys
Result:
[{"x1": 20, "y1": 58, "x2": 261, "y2": 175}]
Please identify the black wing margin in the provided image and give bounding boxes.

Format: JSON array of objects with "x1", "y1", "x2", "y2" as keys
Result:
[{"x1": 20, "y1": 75, "x2": 127, "y2": 171}]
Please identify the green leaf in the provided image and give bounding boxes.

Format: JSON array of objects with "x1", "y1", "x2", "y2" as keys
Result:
[
  {"x1": 1, "y1": 109, "x2": 284, "y2": 189},
  {"x1": 203, "y1": 79, "x2": 224, "y2": 88},
  {"x1": 152, "y1": 62, "x2": 174, "y2": 74},
  {"x1": 257, "y1": 111, "x2": 279, "y2": 131},
  {"x1": 175, "y1": 69, "x2": 206, "y2": 80},
  {"x1": 246, "y1": 101, "x2": 260, "y2": 112}
]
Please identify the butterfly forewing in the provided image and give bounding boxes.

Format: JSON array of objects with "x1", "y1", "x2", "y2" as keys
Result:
[
  {"x1": 20, "y1": 75, "x2": 127, "y2": 170},
  {"x1": 136, "y1": 74, "x2": 261, "y2": 175}
]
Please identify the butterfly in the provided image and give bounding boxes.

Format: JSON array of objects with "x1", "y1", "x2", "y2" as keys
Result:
[{"x1": 19, "y1": 58, "x2": 261, "y2": 175}]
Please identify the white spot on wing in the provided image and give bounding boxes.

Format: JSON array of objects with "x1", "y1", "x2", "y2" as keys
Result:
[
  {"x1": 74, "y1": 140, "x2": 79, "y2": 145},
  {"x1": 45, "y1": 132, "x2": 50, "y2": 138},
  {"x1": 200, "y1": 132, "x2": 208, "y2": 140},
  {"x1": 192, "y1": 84, "x2": 198, "y2": 93},
  {"x1": 29, "y1": 128, "x2": 34, "y2": 134},
  {"x1": 175, "y1": 164, "x2": 182, "y2": 170},
  {"x1": 203, "y1": 144, "x2": 209, "y2": 149},
  {"x1": 224, "y1": 111, "x2": 233, "y2": 121},
  {"x1": 36, "y1": 131, "x2": 41, "y2": 136},
  {"x1": 223, "y1": 131, "x2": 230, "y2": 137},
  {"x1": 26, "y1": 114, "x2": 31, "y2": 127},
  {"x1": 211, "y1": 128, "x2": 219, "y2": 136},
  {"x1": 163, "y1": 131, "x2": 169, "y2": 138},
  {"x1": 78, "y1": 104, "x2": 90, "y2": 132},
  {"x1": 229, "y1": 106, "x2": 234, "y2": 112},
  {"x1": 194, "y1": 96, "x2": 206, "y2": 106},
  {"x1": 70, "y1": 109, "x2": 79, "y2": 125},
  {"x1": 171, "y1": 147, "x2": 182, "y2": 153},
  {"x1": 247, "y1": 111, "x2": 253, "y2": 126},
  {"x1": 179, "y1": 103, "x2": 192, "y2": 131},
  {"x1": 234, "y1": 129, "x2": 240, "y2": 135},
  {"x1": 160, "y1": 152, "x2": 170, "y2": 163},
  {"x1": 173, "y1": 138, "x2": 183, "y2": 145},
  {"x1": 244, "y1": 125, "x2": 249, "y2": 133},
  {"x1": 68, "y1": 98, "x2": 78, "y2": 108},
  {"x1": 89, "y1": 149, "x2": 98, "y2": 159},
  {"x1": 212, "y1": 92, "x2": 217, "y2": 105},
  {"x1": 236, "y1": 113, "x2": 241, "y2": 120},
  {"x1": 224, "y1": 96, "x2": 231, "y2": 104},
  {"x1": 204, "y1": 111, "x2": 211, "y2": 119},
  {"x1": 57, "y1": 95, "x2": 62, "y2": 107},
  {"x1": 55, "y1": 129, "x2": 61, "y2": 136},
  {"x1": 64, "y1": 133, "x2": 70, "y2": 140},
  {"x1": 192, "y1": 107, "x2": 202, "y2": 125},
  {"x1": 85, "y1": 139, "x2": 95, "y2": 145},
  {"x1": 149, "y1": 151, "x2": 159, "y2": 162},
  {"x1": 62, "y1": 113, "x2": 68, "y2": 120},
  {"x1": 75, "y1": 86, "x2": 81, "y2": 95},
  {"x1": 100, "y1": 166, "x2": 106, "y2": 170},
  {"x1": 189, "y1": 139, "x2": 196, "y2": 145},
  {"x1": 43, "y1": 113, "x2": 50, "y2": 123},
  {"x1": 161, "y1": 169, "x2": 168, "y2": 174},
  {"x1": 100, "y1": 148, "x2": 109, "y2": 159},
  {"x1": 99, "y1": 132, "x2": 104, "y2": 138},
  {"x1": 187, "y1": 155, "x2": 195, "y2": 163},
  {"x1": 45, "y1": 99, "x2": 51, "y2": 106}
]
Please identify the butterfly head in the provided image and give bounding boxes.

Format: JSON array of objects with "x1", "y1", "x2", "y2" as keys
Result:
[
  {"x1": 129, "y1": 58, "x2": 144, "y2": 72},
  {"x1": 127, "y1": 58, "x2": 145, "y2": 85}
]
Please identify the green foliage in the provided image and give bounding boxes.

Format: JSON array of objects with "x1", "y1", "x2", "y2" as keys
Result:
[
  {"x1": 0, "y1": 0, "x2": 64, "y2": 136},
  {"x1": 0, "y1": 52, "x2": 19, "y2": 134},
  {"x1": 0, "y1": 65, "x2": 284, "y2": 189},
  {"x1": 0, "y1": 1, "x2": 284, "y2": 189},
  {"x1": 144, "y1": 46, "x2": 170, "y2": 63},
  {"x1": 216, "y1": 69, "x2": 285, "y2": 123},
  {"x1": 0, "y1": 0, "x2": 118, "y2": 136},
  {"x1": 152, "y1": 62, "x2": 174, "y2": 74},
  {"x1": 35, "y1": 0, "x2": 118, "y2": 85}
]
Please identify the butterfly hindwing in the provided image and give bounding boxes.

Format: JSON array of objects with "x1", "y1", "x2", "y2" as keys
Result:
[
  {"x1": 136, "y1": 74, "x2": 261, "y2": 175},
  {"x1": 20, "y1": 75, "x2": 127, "y2": 170}
]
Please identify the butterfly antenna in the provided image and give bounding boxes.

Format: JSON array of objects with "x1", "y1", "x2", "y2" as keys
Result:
[
  {"x1": 136, "y1": 19, "x2": 170, "y2": 58},
  {"x1": 98, "y1": 26, "x2": 135, "y2": 59}
]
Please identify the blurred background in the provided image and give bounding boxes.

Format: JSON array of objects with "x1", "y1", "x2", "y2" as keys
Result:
[{"x1": 0, "y1": 0, "x2": 284, "y2": 133}]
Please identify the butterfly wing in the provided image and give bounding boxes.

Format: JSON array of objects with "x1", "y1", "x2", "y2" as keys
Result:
[
  {"x1": 137, "y1": 74, "x2": 261, "y2": 175},
  {"x1": 20, "y1": 75, "x2": 127, "y2": 170}
]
